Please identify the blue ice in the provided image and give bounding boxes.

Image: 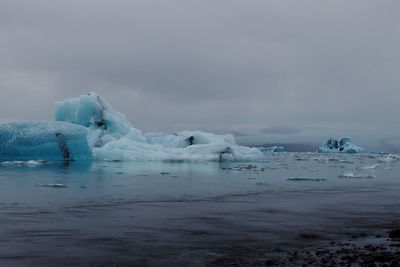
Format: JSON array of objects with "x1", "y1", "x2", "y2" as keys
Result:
[
  {"x1": 318, "y1": 137, "x2": 364, "y2": 154},
  {"x1": 0, "y1": 121, "x2": 92, "y2": 161}
]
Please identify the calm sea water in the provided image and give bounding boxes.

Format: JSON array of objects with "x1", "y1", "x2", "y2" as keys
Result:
[{"x1": 1, "y1": 152, "x2": 400, "y2": 266}]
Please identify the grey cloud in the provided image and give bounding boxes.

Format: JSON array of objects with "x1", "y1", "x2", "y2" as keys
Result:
[
  {"x1": 261, "y1": 127, "x2": 301, "y2": 135},
  {"x1": 0, "y1": 0, "x2": 399, "y2": 150}
]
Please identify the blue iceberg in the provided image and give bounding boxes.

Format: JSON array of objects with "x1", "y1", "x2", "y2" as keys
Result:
[
  {"x1": 0, "y1": 121, "x2": 92, "y2": 161},
  {"x1": 54, "y1": 93, "x2": 263, "y2": 161},
  {"x1": 318, "y1": 137, "x2": 364, "y2": 154},
  {"x1": 0, "y1": 93, "x2": 263, "y2": 162}
]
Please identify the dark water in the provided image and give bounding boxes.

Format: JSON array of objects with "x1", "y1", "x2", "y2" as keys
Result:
[{"x1": 1, "y1": 153, "x2": 400, "y2": 266}]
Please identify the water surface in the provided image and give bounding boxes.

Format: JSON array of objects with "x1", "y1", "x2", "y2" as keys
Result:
[{"x1": 1, "y1": 152, "x2": 400, "y2": 266}]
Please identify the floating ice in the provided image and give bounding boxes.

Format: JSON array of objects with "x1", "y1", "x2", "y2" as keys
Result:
[
  {"x1": 0, "y1": 160, "x2": 47, "y2": 166},
  {"x1": 286, "y1": 177, "x2": 326, "y2": 182},
  {"x1": 0, "y1": 121, "x2": 92, "y2": 161},
  {"x1": 338, "y1": 171, "x2": 376, "y2": 179},
  {"x1": 55, "y1": 93, "x2": 263, "y2": 161},
  {"x1": 378, "y1": 154, "x2": 400, "y2": 163},
  {"x1": 318, "y1": 137, "x2": 364, "y2": 154},
  {"x1": 360, "y1": 164, "x2": 379, "y2": 170}
]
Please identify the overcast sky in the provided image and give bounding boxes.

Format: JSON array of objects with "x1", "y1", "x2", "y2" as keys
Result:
[{"x1": 0, "y1": 0, "x2": 399, "y2": 150}]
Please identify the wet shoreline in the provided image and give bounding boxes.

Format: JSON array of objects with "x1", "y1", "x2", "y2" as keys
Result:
[{"x1": 1, "y1": 188, "x2": 400, "y2": 266}]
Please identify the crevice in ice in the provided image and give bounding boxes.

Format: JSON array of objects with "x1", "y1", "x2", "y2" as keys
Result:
[
  {"x1": 55, "y1": 132, "x2": 70, "y2": 160},
  {"x1": 186, "y1": 136, "x2": 195, "y2": 146}
]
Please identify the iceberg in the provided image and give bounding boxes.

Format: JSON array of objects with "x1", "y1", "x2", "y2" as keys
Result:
[
  {"x1": 0, "y1": 121, "x2": 92, "y2": 161},
  {"x1": 54, "y1": 93, "x2": 263, "y2": 161},
  {"x1": 0, "y1": 93, "x2": 262, "y2": 162},
  {"x1": 318, "y1": 137, "x2": 364, "y2": 154}
]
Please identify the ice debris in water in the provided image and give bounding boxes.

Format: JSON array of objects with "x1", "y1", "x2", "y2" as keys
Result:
[
  {"x1": 359, "y1": 164, "x2": 379, "y2": 170},
  {"x1": 378, "y1": 154, "x2": 400, "y2": 163},
  {"x1": 0, "y1": 160, "x2": 47, "y2": 166},
  {"x1": 0, "y1": 121, "x2": 92, "y2": 161},
  {"x1": 286, "y1": 177, "x2": 326, "y2": 182},
  {"x1": 54, "y1": 93, "x2": 263, "y2": 161},
  {"x1": 338, "y1": 171, "x2": 376, "y2": 179},
  {"x1": 318, "y1": 137, "x2": 364, "y2": 154}
]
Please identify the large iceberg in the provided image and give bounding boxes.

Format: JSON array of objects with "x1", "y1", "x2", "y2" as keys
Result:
[
  {"x1": 54, "y1": 93, "x2": 263, "y2": 161},
  {"x1": 318, "y1": 137, "x2": 364, "y2": 154},
  {"x1": 0, "y1": 121, "x2": 92, "y2": 161}
]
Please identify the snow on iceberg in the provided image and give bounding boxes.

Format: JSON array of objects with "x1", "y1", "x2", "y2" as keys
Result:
[
  {"x1": 318, "y1": 137, "x2": 364, "y2": 154},
  {"x1": 55, "y1": 93, "x2": 263, "y2": 161},
  {"x1": 258, "y1": 146, "x2": 285, "y2": 153},
  {"x1": 0, "y1": 121, "x2": 92, "y2": 161}
]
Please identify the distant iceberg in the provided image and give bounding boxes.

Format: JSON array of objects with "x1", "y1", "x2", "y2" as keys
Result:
[
  {"x1": 318, "y1": 137, "x2": 364, "y2": 154},
  {"x1": 0, "y1": 93, "x2": 263, "y2": 162}
]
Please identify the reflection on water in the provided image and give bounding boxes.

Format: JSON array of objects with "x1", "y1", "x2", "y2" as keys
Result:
[{"x1": 0, "y1": 153, "x2": 400, "y2": 266}]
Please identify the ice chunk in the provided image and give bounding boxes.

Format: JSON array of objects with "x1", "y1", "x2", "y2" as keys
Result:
[
  {"x1": 0, "y1": 121, "x2": 92, "y2": 161},
  {"x1": 378, "y1": 154, "x2": 400, "y2": 163},
  {"x1": 0, "y1": 160, "x2": 47, "y2": 166},
  {"x1": 286, "y1": 177, "x2": 326, "y2": 181},
  {"x1": 360, "y1": 164, "x2": 379, "y2": 170},
  {"x1": 338, "y1": 171, "x2": 375, "y2": 179},
  {"x1": 318, "y1": 137, "x2": 364, "y2": 154},
  {"x1": 55, "y1": 93, "x2": 263, "y2": 161}
]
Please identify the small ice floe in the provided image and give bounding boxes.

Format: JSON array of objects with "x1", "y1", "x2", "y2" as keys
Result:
[
  {"x1": 338, "y1": 171, "x2": 376, "y2": 179},
  {"x1": 286, "y1": 177, "x2": 326, "y2": 182},
  {"x1": 359, "y1": 164, "x2": 379, "y2": 170},
  {"x1": 36, "y1": 183, "x2": 68, "y2": 188},
  {"x1": 1, "y1": 160, "x2": 47, "y2": 166}
]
